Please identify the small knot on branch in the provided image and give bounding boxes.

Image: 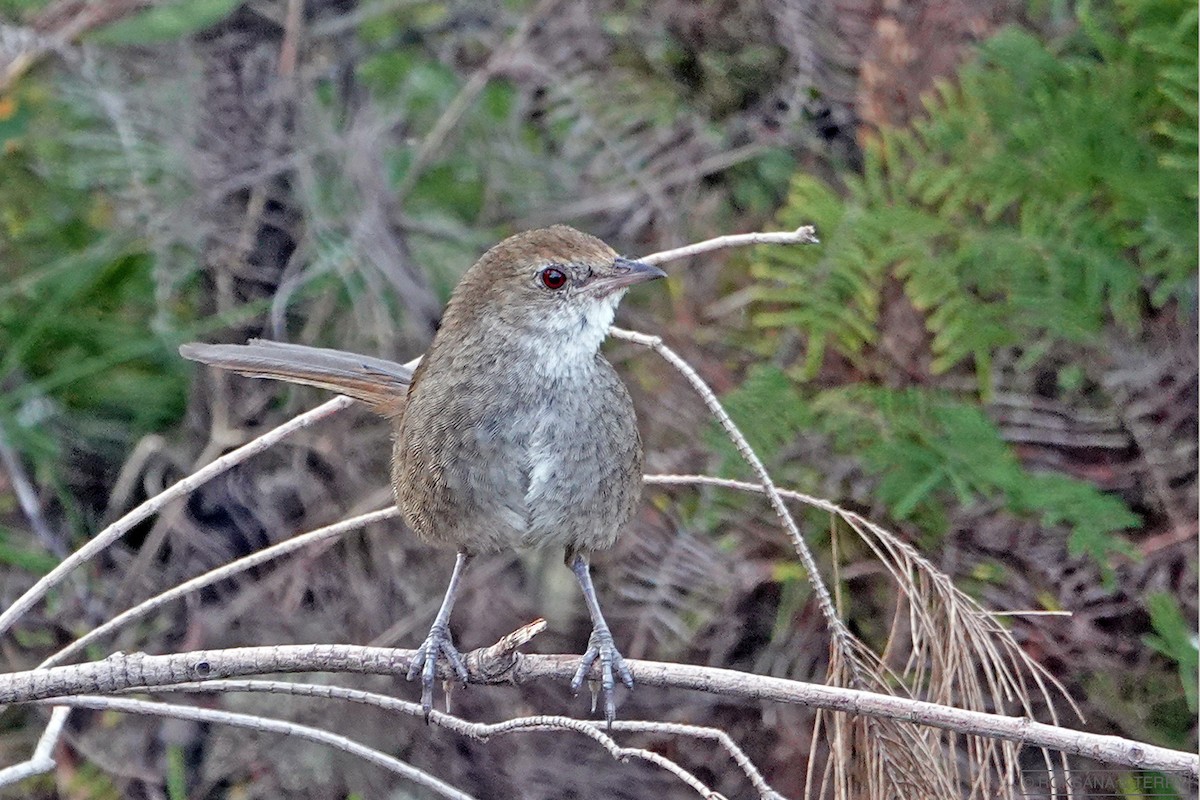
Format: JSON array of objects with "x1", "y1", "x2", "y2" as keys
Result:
[
  {"x1": 466, "y1": 619, "x2": 547, "y2": 681},
  {"x1": 792, "y1": 224, "x2": 819, "y2": 244}
]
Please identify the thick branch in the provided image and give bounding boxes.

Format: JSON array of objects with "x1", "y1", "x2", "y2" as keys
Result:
[{"x1": 0, "y1": 642, "x2": 1194, "y2": 777}]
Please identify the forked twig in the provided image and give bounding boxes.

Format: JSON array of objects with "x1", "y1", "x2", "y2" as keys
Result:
[
  {"x1": 38, "y1": 695, "x2": 475, "y2": 800},
  {"x1": 610, "y1": 328, "x2": 850, "y2": 648},
  {"x1": 140, "y1": 678, "x2": 776, "y2": 798},
  {"x1": 619, "y1": 332, "x2": 1082, "y2": 797}
]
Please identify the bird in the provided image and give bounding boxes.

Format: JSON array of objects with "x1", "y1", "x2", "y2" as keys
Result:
[{"x1": 180, "y1": 225, "x2": 665, "y2": 724}]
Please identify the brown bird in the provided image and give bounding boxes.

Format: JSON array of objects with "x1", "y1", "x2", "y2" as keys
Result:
[{"x1": 180, "y1": 225, "x2": 665, "y2": 723}]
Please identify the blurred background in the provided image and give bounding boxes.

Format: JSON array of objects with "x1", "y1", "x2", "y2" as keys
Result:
[{"x1": 0, "y1": 0, "x2": 1195, "y2": 797}]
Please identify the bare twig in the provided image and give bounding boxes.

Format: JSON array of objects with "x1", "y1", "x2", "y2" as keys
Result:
[
  {"x1": 43, "y1": 508, "x2": 400, "y2": 667},
  {"x1": 0, "y1": 704, "x2": 68, "y2": 786},
  {"x1": 609, "y1": 329, "x2": 846, "y2": 645},
  {"x1": 141, "y1": 678, "x2": 778, "y2": 798},
  {"x1": 0, "y1": 396, "x2": 355, "y2": 638},
  {"x1": 639, "y1": 225, "x2": 819, "y2": 266},
  {"x1": 37, "y1": 695, "x2": 474, "y2": 800}
]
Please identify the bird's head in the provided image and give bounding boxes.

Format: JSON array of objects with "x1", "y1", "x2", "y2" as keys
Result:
[{"x1": 441, "y1": 226, "x2": 665, "y2": 360}]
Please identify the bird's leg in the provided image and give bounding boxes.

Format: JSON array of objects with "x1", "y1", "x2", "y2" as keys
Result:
[
  {"x1": 407, "y1": 550, "x2": 473, "y2": 718},
  {"x1": 567, "y1": 551, "x2": 633, "y2": 726}
]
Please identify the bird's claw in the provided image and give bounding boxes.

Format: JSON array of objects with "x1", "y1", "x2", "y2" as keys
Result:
[
  {"x1": 407, "y1": 622, "x2": 468, "y2": 718},
  {"x1": 570, "y1": 626, "x2": 633, "y2": 725}
]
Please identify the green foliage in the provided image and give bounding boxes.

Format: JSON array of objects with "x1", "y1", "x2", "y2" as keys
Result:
[
  {"x1": 0, "y1": 88, "x2": 192, "y2": 527},
  {"x1": 0, "y1": 0, "x2": 54, "y2": 17},
  {"x1": 1143, "y1": 592, "x2": 1199, "y2": 712},
  {"x1": 733, "y1": 2, "x2": 1188, "y2": 574},
  {"x1": 89, "y1": 0, "x2": 242, "y2": 44},
  {"x1": 753, "y1": 1, "x2": 1197, "y2": 383},
  {"x1": 0, "y1": 527, "x2": 60, "y2": 573},
  {"x1": 166, "y1": 745, "x2": 188, "y2": 800},
  {"x1": 719, "y1": 367, "x2": 1139, "y2": 571}
]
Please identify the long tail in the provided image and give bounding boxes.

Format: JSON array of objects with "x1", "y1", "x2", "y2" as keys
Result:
[{"x1": 179, "y1": 339, "x2": 413, "y2": 418}]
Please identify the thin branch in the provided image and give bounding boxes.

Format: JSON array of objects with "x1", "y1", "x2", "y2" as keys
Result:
[
  {"x1": 0, "y1": 644, "x2": 1194, "y2": 777},
  {"x1": 36, "y1": 695, "x2": 474, "y2": 800},
  {"x1": 639, "y1": 226, "x2": 818, "y2": 266},
  {"x1": 0, "y1": 704, "x2": 68, "y2": 786},
  {"x1": 609, "y1": 329, "x2": 845, "y2": 644},
  {"x1": 44, "y1": 508, "x2": 400, "y2": 667},
  {"x1": 607, "y1": 720, "x2": 782, "y2": 800},
  {"x1": 142, "y1": 679, "x2": 773, "y2": 799},
  {"x1": 0, "y1": 396, "x2": 355, "y2": 638}
]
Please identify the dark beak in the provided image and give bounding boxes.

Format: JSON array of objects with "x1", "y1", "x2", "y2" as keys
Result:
[{"x1": 589, "y1": 257, "x2": 667, "y2": 295}]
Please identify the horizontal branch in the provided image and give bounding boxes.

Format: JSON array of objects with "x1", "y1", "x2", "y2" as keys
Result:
[
  {"x1": 640, "y1": 226, "x2": 818, "y2": 266},
  {"x1": 2, "y1": 637, "x2": 1194, "y2": 778}
]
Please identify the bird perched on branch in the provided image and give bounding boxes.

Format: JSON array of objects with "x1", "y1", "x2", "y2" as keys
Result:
[{"x1": 181, "y1": 225, "x2": 665, "y2": 724}]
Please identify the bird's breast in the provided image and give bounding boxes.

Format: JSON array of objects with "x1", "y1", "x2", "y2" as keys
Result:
[{"x1": 395, "y1": 350, "x2": 641, "y2": 554}]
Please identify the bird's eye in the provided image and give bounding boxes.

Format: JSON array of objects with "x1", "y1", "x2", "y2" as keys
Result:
[{"x1": 540, "y1": 267, "x2": 567, "y2": 290}]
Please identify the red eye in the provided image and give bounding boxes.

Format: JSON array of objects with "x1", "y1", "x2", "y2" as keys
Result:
[{"x1": 540, "y1": 267, "x2": 567, "y2": 290}]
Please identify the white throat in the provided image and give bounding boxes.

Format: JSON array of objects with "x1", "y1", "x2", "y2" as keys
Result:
[{"x1": 532, "y1": 291, "x2": 623, "y2": 380}]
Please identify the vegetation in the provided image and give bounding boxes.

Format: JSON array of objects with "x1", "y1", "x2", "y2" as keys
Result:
[
  {"x1": 0, "y1": 0, "x2": 1194, "y2": 797},
  {"x1": 746, "y1": 0, "x2": 1195, "y2": 567}
]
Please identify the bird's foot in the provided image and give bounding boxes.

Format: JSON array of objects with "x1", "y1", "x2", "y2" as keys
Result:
[
  {"x1": 570, "y1": 625, "x2": 633, "y2": 726},
  {"x1": 407, "y1": 622, "x2": 468, "y2": 719}
]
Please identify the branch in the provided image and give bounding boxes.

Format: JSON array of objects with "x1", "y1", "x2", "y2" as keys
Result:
[
  {"x1": 639, "y1": 226, "x2": 818, "y2": 266},
  {"x1": 37, "y1": 695, "x2": 474, "y2": 800},
  {"x1": 0, "y1": 704, "x2": 67, "y2": 786},
  {"x1": 139, "y1": 679, "x2": 779, "y2": 799},
  {"x1": 0, "y1": 396, "x2": 355, "y2": 638},
  {"x1": 43, "y1": 507, "x2": 400, "y2": 668},
  {"x1": 0, "y1": 642, "x2": 1194, "y2": 777},
  {"x1": 609, "y1": 328, "x2": 845, "y2": 643}
]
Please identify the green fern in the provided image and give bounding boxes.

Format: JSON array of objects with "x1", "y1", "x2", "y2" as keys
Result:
[
  {"x1": 740, "y1": 2, "x2": 1186, "y2": 576},
  {"x1": 720, "y1": 368, "x2": 1139, "y2": 572},
  {"x1": 1143, "y1": 592, "x2": 1200, "y2": 712},
  {"x1": 753, "y1": 1, "x2": 1197, "y2": 382}
]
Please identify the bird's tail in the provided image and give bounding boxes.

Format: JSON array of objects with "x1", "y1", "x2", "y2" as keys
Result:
[{"x1": 179, "y1": 339, "x2": 413, "y2": 418}]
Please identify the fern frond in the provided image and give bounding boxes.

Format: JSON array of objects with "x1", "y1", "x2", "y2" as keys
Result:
[{"x1": 752, "y1": 6, "x2": 1196, "y2": 386}]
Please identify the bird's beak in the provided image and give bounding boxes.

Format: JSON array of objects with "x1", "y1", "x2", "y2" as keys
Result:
[{"x1": 588, "y1": 257, "x2": 667, "y2": 296}]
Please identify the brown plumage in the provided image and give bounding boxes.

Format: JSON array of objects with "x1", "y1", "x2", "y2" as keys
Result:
[
  {"x1": 181, "y1": 225, "x2": 665, "y2": 724},
  {"x1": 178, "y1": 339, "x2": 413, "y2": 418}
]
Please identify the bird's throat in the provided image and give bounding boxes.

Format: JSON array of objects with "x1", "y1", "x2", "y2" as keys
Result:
[{"x1": 531, "y1": 292, "x2": 622, "y2": 380}]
